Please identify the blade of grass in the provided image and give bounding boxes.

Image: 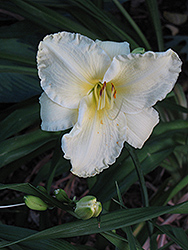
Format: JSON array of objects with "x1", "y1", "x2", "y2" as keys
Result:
[
  {"x1": 0, "y1": 183, "x2": 75, "y2": 213},
  {"x1": 0, "y1": 100, "x2": 39, "y2": 141},
  {"x1": 145, "y1": 0, "x2": 164, "y2": 51},
  {"x1": 101, "y1": 231, "x2": 129, "y2": 250},
  {"x1": 124, "y1": 143, "x2": 154, "y2": 246},
  {"x1": 0, "y1": 65, "x2": 37, "y2": 75},
  {"x1": 0, "y1": 38, "x2": 36, "y2": 66},
  {"x1": 0, "y1": 73, "x2": 41, "y2": 102},
  {"x1": 46, "y1": 133, "x2": 65, "y2": 193},
  {"x1": 91, "y1": 137, "x2": 175, "y2": 203},
  {"x1": 9, "y1": 0, "x2": 96, "y2": 38},
  {"x1": 112, "y1": 0, "x2": 151, "y2": 50},
  {"x1": 0, "y1": 202, "x2": 187, "y2": 248},
  {"x1": 93, "y1": 0, "x2": 104, "y2": 9},
  {"x1": 0, "y1": 224, "x2": 78, "y2": 250},
  {"x1": 0, "y1": 130, "x2": 59, "y2": 168},
  {"x1": 124, "y1": 143, "x2": 149, "y2": 207},
  {"x1": 157, "y1": 100, "x2": 188, "y2": 114},
  {"x1": 165, "y1": 174, "x2": 188, "y2": 203},
  {"x1": 71, "y1": 0, "x2": 139, "y2": 47},
  {"x1": 115, "y1": 181, "x2": 139, "y2": 250},
  {"x1": 152, "y1": 222, "x2": 188, "y2": 249}
]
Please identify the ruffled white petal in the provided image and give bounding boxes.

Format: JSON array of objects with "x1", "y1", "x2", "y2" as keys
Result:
[
  {"x1": 125, "y1": 108, "x2": 159, "y2": 148},
  {"x1": 96, "y1": 40, "x2": 130, "y2": 59},
  {"x1": 62, "y1": 94, "x2": 126, "y2": 177},
  {"x1": 37, "y1": 31, "x2": 111, "y2": 109},
  {"x1": 103, "y1": 49, "x2": 182, "y2": 113},
  {"x1": 39, "y1": 93, "x2": 78, "y2": 131}
]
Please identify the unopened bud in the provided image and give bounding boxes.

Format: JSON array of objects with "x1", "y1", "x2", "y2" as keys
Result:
[
  {"x1": 131, "y1": 47, "x2": 145, "y2": 54},
  {"x1": 74, "y1": 196, "x2": 102, "y2": 220},
  {"x1": 54, "y1": 189, "x2": 70, "y2": 203},
  {"x1": 37, "y1": 186, "x2": 47, "y2": 193},
  {"x1": 24, "y1": 195, "x2": 48, "y2": 211}
]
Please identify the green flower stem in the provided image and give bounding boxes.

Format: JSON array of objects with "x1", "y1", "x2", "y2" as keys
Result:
[
  {"x1": 125, "y1": 143, "x2": 149, "y2": 207},
  {"x1": 115, "y1": 181, "x2": 138, "y2": 250},
  {"x1": 125, "y1": 143, "x2": 153, "y2": 242},
  {"x1": 46, "y1": 133, "x2": 64, "y2": 194}
]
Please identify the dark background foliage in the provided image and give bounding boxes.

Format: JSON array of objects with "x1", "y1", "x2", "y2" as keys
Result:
[{"x1": 0, "y1": 0, "x2": 188, "y2": 249}]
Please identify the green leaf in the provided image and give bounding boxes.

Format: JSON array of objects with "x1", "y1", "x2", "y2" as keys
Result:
[
  {"x1": 165, "y1": 35, "x2": 188, "y2": 60},
  {"x1": 153, "y1": 223, "x2": 188, "y2": 249},
  {"x1": 0, "y1": 39, "x2": 36, "y2": 66},
  {"x1": 0, "y1": 141, "x2": 55, "y2": 183},
  {"x1": 115, "y1": 181, "x2": 140, "y2": 250},
  {"x1": 8, "y1": 0, "x2": 96, "y2": 39},
  {"x1": 124, "y1": 143, "x2": 149, "y2": 208},
  {"x1": 0, "y1": 100, "x2": 39, "y2": 141},
  {"x1": 0, "y1": 130, "x2": 59, "y2": 168},
  {"x1": 91, "y1": 136, "x2": 175, "y2": 202},
  {"x1": 0, "y1": 183, "x2": 75, "y2": 213},
  {"x1": 0, "y1": 38, "x2": 41, "y2": 102},
  {"x1": 46, "y1": 133, "x2": 65, "y2": 193},
  {"x1": 100, "y1": 231, "x2": 129, "y2": 250},
  {"x1": 112, "y1": 0, "x2": 151, "y2": 50},
  {"x1": 165, "y1": 175, "x2": 188, "y2": 203},
  {"x1": 32, "y1": 156, "x2": 71, "y2": 187},
  {"x1": 145, "y1": 0, "x2": 164, "y2": 50},
  {"x1": 0, "y1": 224, "x2": 78, "y2": 250},
  {"x1": 153, "y1": 120, "x2": 188, "y2": 136},
  {"x1": 68, "y1": 0, "x2": 138, "y2": 46},
  {"x1": 0, "y1": 201, "x2": 187, "y2": 248},
  {"x1": 0, "y1": 72, "x2": 41, "y2": 103},
  {"x1": 0, "y1": 19, "x2": 44, "y2": 44},
  {"x1": 157, "y1": 100, "x2": 188, "y2": 114},
  {"x1": 0, "y1": 65, "x2": 36, "y2": 75}
]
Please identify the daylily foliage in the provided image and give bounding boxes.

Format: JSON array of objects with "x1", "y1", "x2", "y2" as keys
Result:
[{"x1": 37, "y1": 32, "x2": 182, "y2": 177}]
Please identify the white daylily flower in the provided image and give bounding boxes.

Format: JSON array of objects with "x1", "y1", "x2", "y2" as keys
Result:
[{"x1": 37, "y1": 31, "x2": 182, "y2": 178}]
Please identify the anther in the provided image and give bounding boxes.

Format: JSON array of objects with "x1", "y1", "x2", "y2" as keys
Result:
[
  {"x1": 111, "y1": 83, "x2": 116, "y2": 99},
  {"x1": 113, "y1": 90, "x2": 117, "y2": 99},
  {"x1": 111, "y1": 83, "x2": 114, "y2": 91}
]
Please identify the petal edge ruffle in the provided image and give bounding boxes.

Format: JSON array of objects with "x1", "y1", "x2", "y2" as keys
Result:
[
  {"x1": 62, "y1": 94, "x2": 126, "y2": 177},
  {"x1": 104, "y1": 49, "x2": 182, "y2": 113},
  {"x1": 37, "y1": 32, "x2": 111, "y2": 109}
]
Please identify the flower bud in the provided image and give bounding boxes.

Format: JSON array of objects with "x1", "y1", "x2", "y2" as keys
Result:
[
  {"x1": 24, "y1": 195, "x2": 48, "y2": 211},
  {"x1": 37, "y1": 186, "x2": 47, "y2": 193},
  {"x1": 131, "y1": 47, "x2": 145, "y2": 54},
  {"x1": 54, "y1": 189, "x2": 70, "y2": 203},
  {"x1": 74, "y1": 195, "x2": 102, "y2": 220}
]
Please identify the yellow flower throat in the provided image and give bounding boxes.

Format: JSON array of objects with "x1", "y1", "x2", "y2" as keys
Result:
[{"x1": 93, "y1": 82, "x2": 117, "y2": 110}]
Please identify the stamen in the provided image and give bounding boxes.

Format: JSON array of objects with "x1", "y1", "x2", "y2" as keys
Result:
[
  {"x1": 113, "y1": 90, "x2": 117, "y2": 99},
  {"x1": 99, "y1": 88, "x2": 103, "y2": 97},
  {"x1": 111, "y1": 83, "x2": 116, "y2": 99},
  {"x1": 111, "y1": 83, "x2": 114, "y2": 91},
  {"x1": 94, "y1": 81, "x2": 117, "y2": 111}
]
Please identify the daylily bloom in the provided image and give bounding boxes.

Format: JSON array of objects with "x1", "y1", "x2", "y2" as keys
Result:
[{"x1": 37, "y1": 31, "x2": 182, "y2": 178}]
